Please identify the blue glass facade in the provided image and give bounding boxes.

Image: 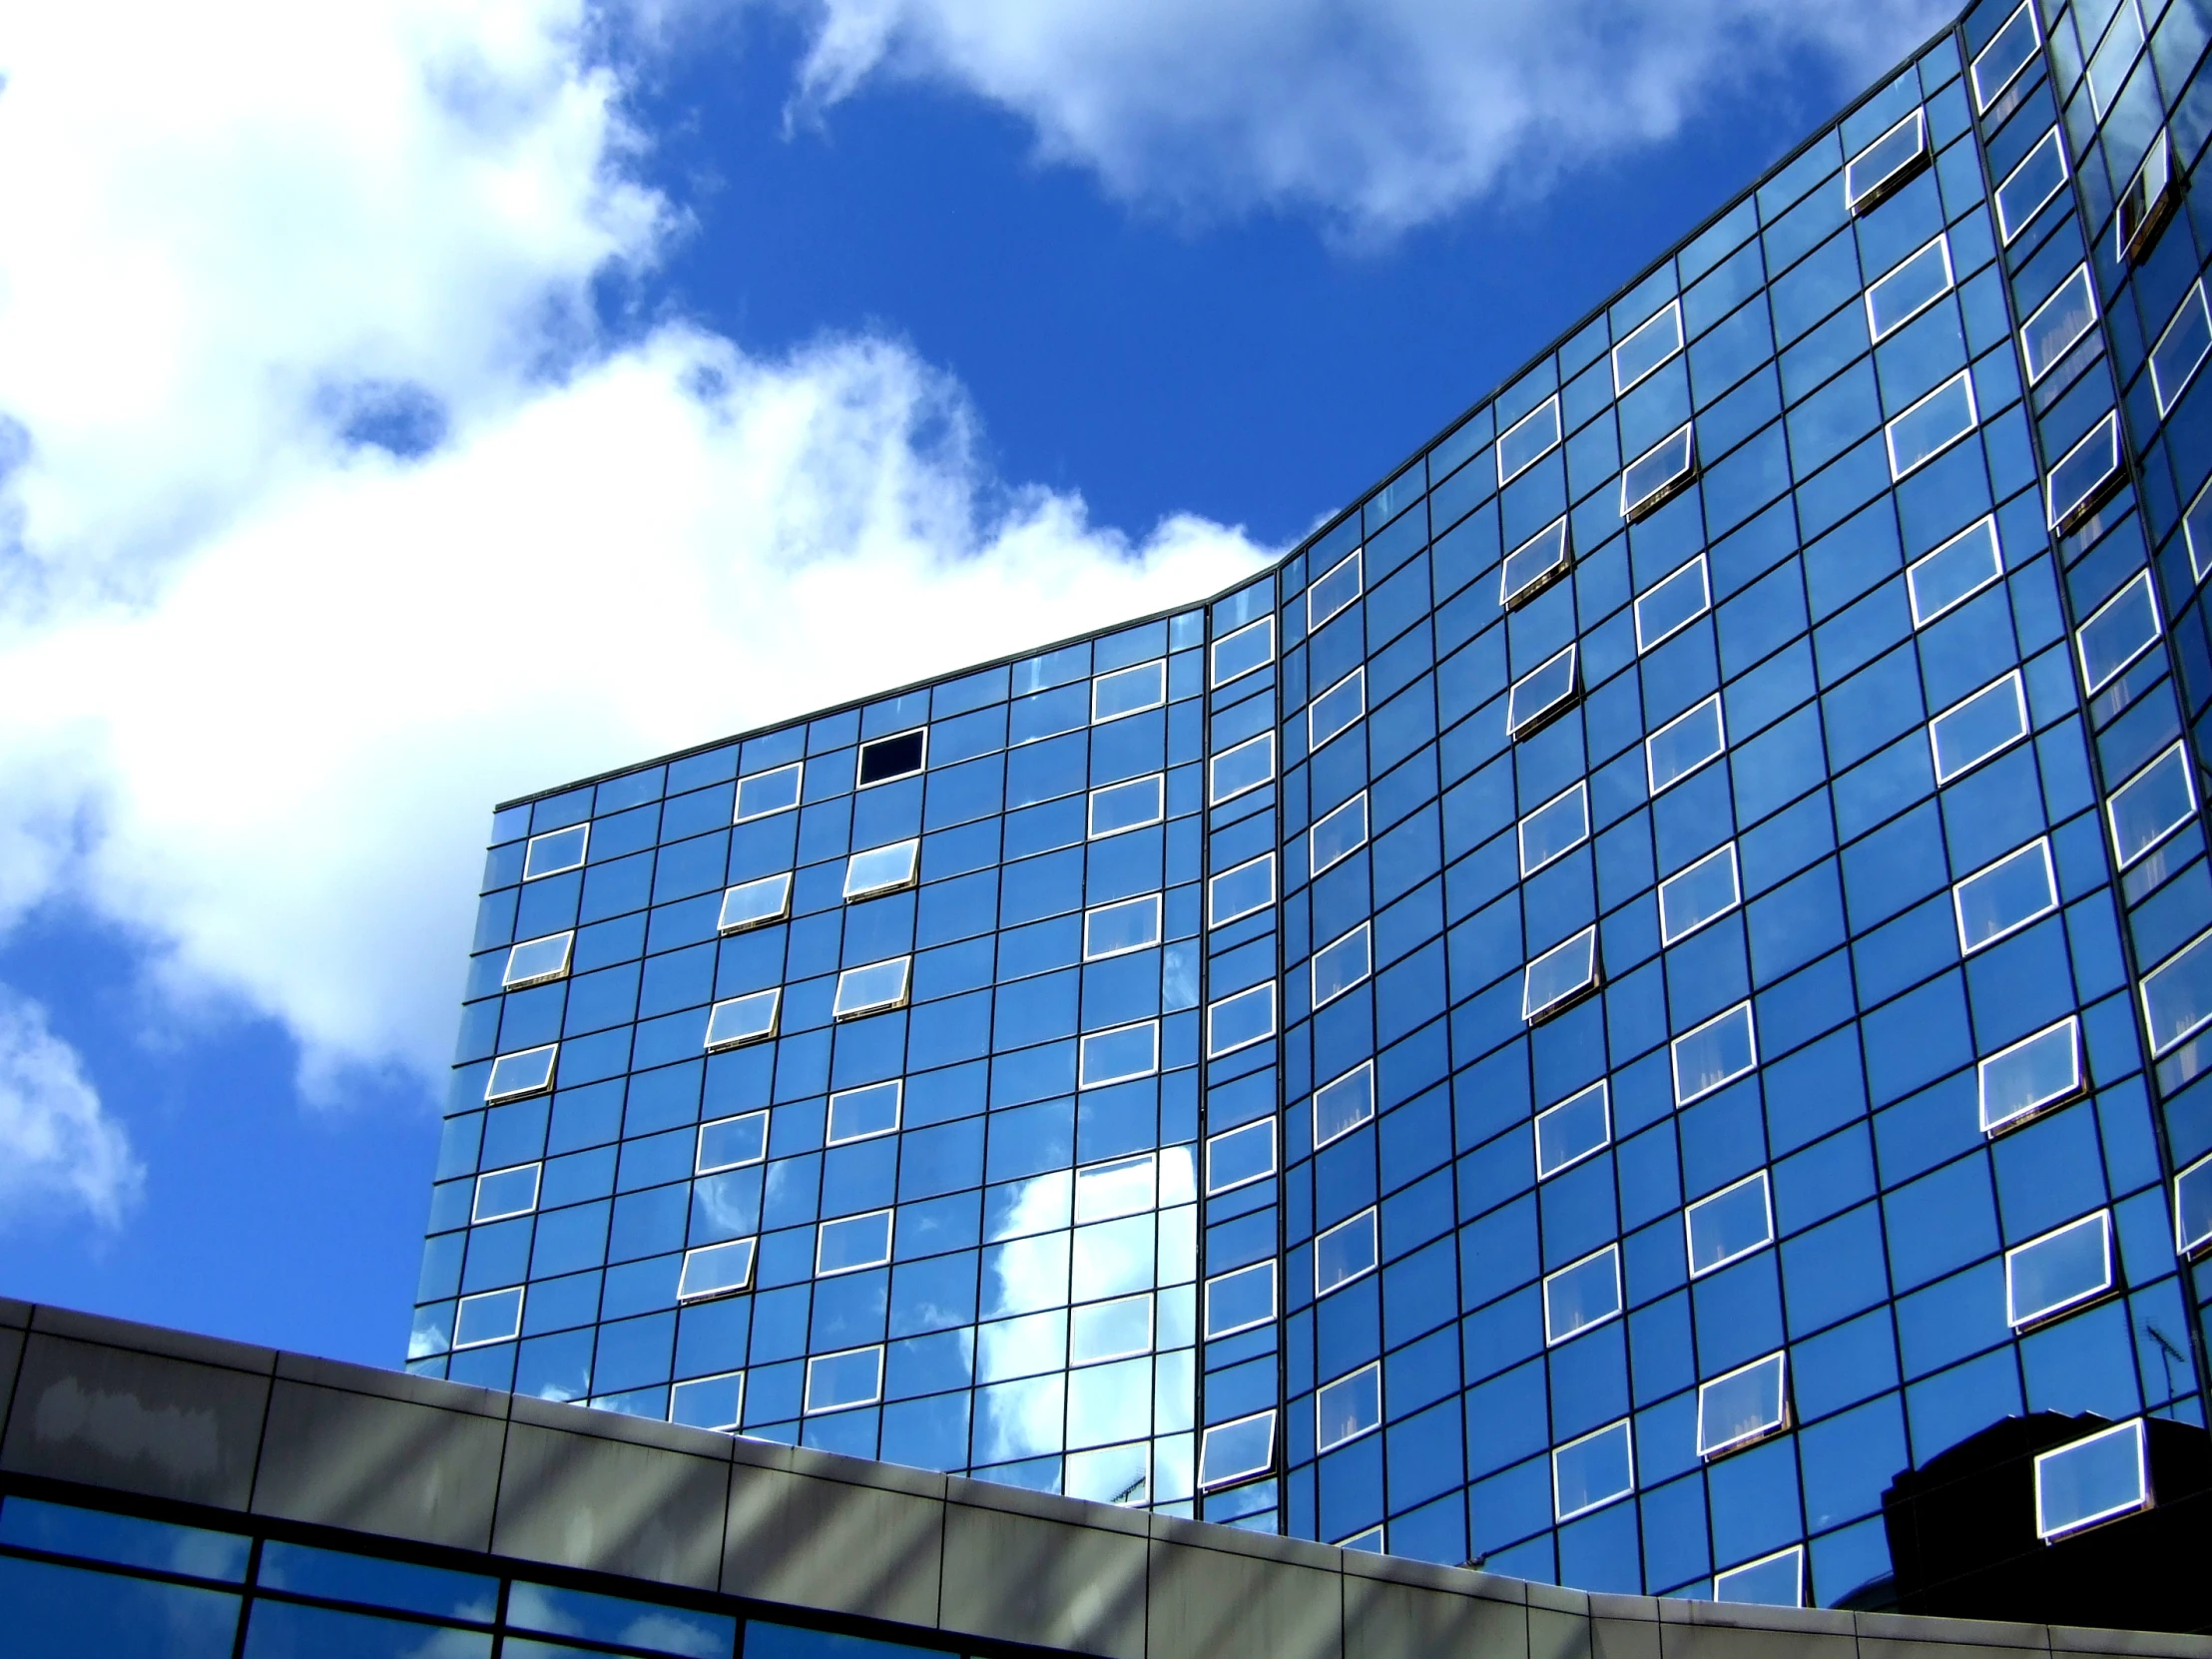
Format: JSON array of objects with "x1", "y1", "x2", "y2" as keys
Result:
[{"x1": 413, "y1": 0, "x2": 2212, "y2": 1610}]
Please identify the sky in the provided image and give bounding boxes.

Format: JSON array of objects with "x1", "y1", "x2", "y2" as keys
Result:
[{"x1": 0, "y1": 0, "x2": 1954, "y2": 1368}]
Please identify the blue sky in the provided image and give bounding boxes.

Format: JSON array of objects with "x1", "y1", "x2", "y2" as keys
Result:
[{"x1": 0, "y1": 0, "x2": 1947, "y2": 1366}]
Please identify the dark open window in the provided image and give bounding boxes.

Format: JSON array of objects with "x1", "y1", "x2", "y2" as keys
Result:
[{"x1": 856, "y1": 729, "x2": 926, "y2": 787}]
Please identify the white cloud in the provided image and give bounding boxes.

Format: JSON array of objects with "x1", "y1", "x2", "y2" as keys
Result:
[
  {"x1": 0, "y1": 989, "x2": 141, "y2": 1227},
  {"x1": 773, "y1": 0, "x2": 1958, "y2": 235},
  {"x1": 0, "y1": 0, "x2": 1269, "y2": 1095}
]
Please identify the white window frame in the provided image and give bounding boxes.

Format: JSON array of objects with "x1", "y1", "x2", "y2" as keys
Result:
[
  {"x1": 1206, "y1": 983, "x2": 1277, "y2": 1058},
  {"x1": 803, "y1": 1345, "x2": 884, "y2": 1413},
  {"x1": 1308, "y1": 548, "x2": 1365, "y2": 632},
  {"x1": 2048, "y1": 412, "x2": 2123, "y2": 534},
  {"x1": 1085, "y1": 892, "x2": 1165, "y2": 960},
  {"x1": 1908, "y1": 515, "x2": 2004, "y2": 627},
  {"x1": 1208, "y1": 854, "x2": 1275, "y2": 928},
  {"x1": 704, "y1": 989, "x2": 781, "y2": 1052},
  {"x1": 2108, "y1": 742, "x2": 2197, "y2": 868},
  {"x1": 453, "y1": 1287, "x2": 524, "y2": 1349},
  {"x1": 1620, "y1": 422, "x2": 1698, "y2": 522},
  {"x1": 832, "y1": 956, "x2": 911, "y2": 1020},
  {"x1": 1634, "y1": 555, "x2": 1711, "y2": 654},
  {"x1": 718, "y1": 873, "x2": 794, "y2": 934},
  {"x1": 697, "y1": 1109, "x2": 771, "y2": 1173},
  {"x1": 1316, "y1": 1362, "x2": 1384, "y2": 1453},
  {"x1": 1977, "y1": 1017, "x2": 2082, "y2": 1137},
  {"x1": 1672, "y1": 1001, "x2": 1758, "y2": 1105},
  {"x1": 1696, "y1": 1353, "x2": 1791, "y2": 1459},
  {"x1": 1645, "y1": 693, "x2": 1726, "y2": 796},
  {"x1": 1972, "y1": 0, "x2": 2041, "y2": 111},
  {"x1": 471, "y1": 1163, "x2": 541, "y2": 1224},
  {"x1": 1197, "y1": 1409, "x2": 1277, "y2": 1490},
  {"x1": 2151, "y1": 281, "x2": 2212, "y2": 416},
  {"x1": 1714, "y1": 1547, "x2": 1805, "y2": 1609},
  {"x1": 2020, "y1": 265, "x2": 2098, "y2": 387},
  {"x1": 1611, "y1": 299, "x2": 1684, "y2": 395},
  {"x1": 1685, "y1": 1171, "x2": 1775, "y2": 1279},
  {"x1": 1092, "y1": 660, "x2": 1166, "y2": 724},
  {"x1": 1844, "y1": 108, "x2": 1929, "y2": 215},
  {"x1": 817, "y1": 1208, "x2": 895, "y2": 1277},
  {"x1": 2176, "y1": 1148, "x2": 2212, "y2": 1258},
  {"x1": 2085, "y1": 0, "x2": 2147, "y2": 120},
  {"x1": 1211, "y1": 616, "x2": 1275, "y2": 689},
  {"x1": 735, "y1": 761, "x2": 805, "y2": 824},
  {"x1": 1312, "y1": 923, "x2": 1373, "y2": 1010},
  {"x1": 1507, "y1": 644, "x2": 1579, "y2": 739},
  {"x1": 1496, "y1": 394, "x2": 1562, "y2": 486},
  {"x1": 1534, "y1": 1081, "x2": 1610, "y2": 1180},
  {"x1": 1203, "y1": 1261, "x2": 1278, "y2": 1340},
  {"x1": 2034, "y1": 1419, "x2": 2148, "y2": 1540},
  {"x1": 1518, "y1": 783, "x2": 1590, "y2": 877},
  {"x1": 1928, "y1": 669, "x2": 2029, "y2": 785},
  {"x1": 502, "y1": 931, "x2": 574, "y2": 988},
  {"x1": 670, "y1": 1372, "x2": 746, "y2": 1432},
  {"x1": 1552, "y1": 1419, "x2": 1635, "y2": 1521},
  {"x1": 1995, "y1": 128, "x2": 2069, "y2": 247},
  {"x1": 1885, "y1": 368, "x2": 1978, "y2": 480},
  {"x1": 677, "y1": 1238, "x2": 757, "y2": 1303},
  {"x1": 2004, "y1": 1211, "x2": 2114, "y2": 1329},
  {"x1": 2144, "y1": 925, "x2": 2212, "y2": 1056},
  {"x1": 1089, "y1": 774, "x2": 1165, "y2": 838},
  {"x1": 1952, "y1": 837, "x2": 2058, "y2": 956},
  {"x1": 485, "y1": 1044, "x2": 558, "y2": 1102},
  {"x1": 1500, "y1": 517, "x2": 1571, "y2": 610},
  {"x1": 1658, "y1": 843, "x2": 1740, "y2": 946},
  {"x1": 826, "y1": 1081, "x2": 902, "y2": 1146},
  {"x1": 842, "y1": 838, "x2": 920, "y2": 900},
  {"x1": 1313, "y1": 1061, "x2": 1377, "y2": 1150},
  {"x1": 523, "y1": 824, "x2": 588, "y2": 880},
  {"x1": 1209, "y1": 732, "x2": 1276, "y2": 807},
  {"x1": 1310, "y1": 791, "x2": 1369, "y2": 876},
  {"x1": 1070, "y1": 1293, "x2": 1154, "y2": 1366},
  {"x1": 1315, "y1": 1207, "x2": 1379, "y2": 1297},
  {"x1": 1866, "y1": 235, "x2": 1955, "y2": 345},
  {"x1": 1309, "y1": 667, "x2": 1367, "y2": 752},
  {"x1": 1522, "y1": 925, "x2": 1601, "y2": 1024},
  {"x1": 1078, "y1": 1019, "x2": 1161, "y2": 1088},
  {"x1": 1205, "y1": 1117, "x2": 1277, "y2": 1196},
  {"x1": 1542, "y1": 1244, "x2": 1623, "y2": 1346},
  {"x1": 2120, "y1": 129, "x2": 2180, "y2": 265}
]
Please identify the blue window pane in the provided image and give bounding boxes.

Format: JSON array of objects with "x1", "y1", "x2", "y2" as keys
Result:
[
  {"x1": 1994, "y1": 129, "x2": 2067, "y2": 243},
  {"x1": 1884, "y1": 370, "x2": 1975, "y2": 478},
  {"x1": 1687, "y1": 1173, "x2": 1772, "y2": 1277},
  {"x1": 2005, "y1": 1212, "x2": 2111, "y2": 1327},
  {"x1": 2034, "y1": 1418, "x2": 2147, "y2": 1538},
  {"x1": 1205, "y1": 1262, "x2": 1276, "y2": 1338},
  {"x1": 2150, "y1": 282, "x2": 2212, "y2": 414},
  {"x1": 1977, "y1": 1018, "x2": 2080, "y2": 1135},
  {"x1": 1929, "y1": 672, "x2": 2025, "y2": 783},
  {"x1": 0, "y1": 1554, "x2": 239, "y2": 1659},
  {"x1": 1647, "y1": 695, "x2": 1725, "y2": 794},
  {"x1": 1507, "y1": 647, "x2": 1579, "y2": 738},
  {"x1": 1519, "y1": 784, "x2": 1588, "y2": 875},
  {"x1": 1311, "y1": 792, "x2": 1369, "y2": 874},
  {"x1": 1696, "y1": 1353, "x2": 1788, "y2": 1456},
  {"x1": 2046, "y1": 413, "x2": 2121, "y2": 532},
  {"x1": 1316, "y1": 1208, "x2": 1379, "y2": 1295},
  {"x1": 1952, "y1": 839, "x2": 2054, "y2": 954},
  {"x1": 1543, "y1": 1246, "x2": 1622, "y2": 1344},
  {"x1": 1309, "y1": 550, "x2": 1365, "y2": 630},
  {"x1": 1317, "y1": 1363, "x2": 1383, "y2": 1451},
  {"x1": 1497, "y1": 397, "x2": 1561, "y2": 484},
  {"x1": 1672, "y1": 1002, "x2": 1757, "y2": 1104},
  {"x1": 1906, "y1": 515, "x2": 2000, "y2": 626},
  {"x1": 1714, "y1": 1544, "x2": 1803, "y2": 1606},
  {"x1": 2108, "y1": 744, "x2": 2194, "y2": 868},
  {"x1": 1867, "y1": 238, "x2": 1951, "y2": 343},
  {"x1": 1501, "y1": 518, "x2": 1571, "y2": 609},
  {"x1": 2077, "y1": 571, "x2": 2159, "y2": 695},
  {"x1": 1553, "y1": 1419, "x2": 1634, "y2": 1519}
]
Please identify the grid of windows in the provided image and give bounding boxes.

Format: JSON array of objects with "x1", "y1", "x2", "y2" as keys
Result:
[{"x1": 420, "y1": 0, "x2": 2212, "y2": 1612}]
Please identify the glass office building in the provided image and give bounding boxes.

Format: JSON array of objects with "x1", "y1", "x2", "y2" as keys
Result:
[{"x1": 412, "y1": 0, "x2": 2212, "y2": 1610}]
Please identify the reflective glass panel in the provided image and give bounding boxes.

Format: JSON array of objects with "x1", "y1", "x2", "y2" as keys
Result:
[
  {"x1": 2177, "y1": 1151, "x2": 2212, "y2": 1255},
  {"x1": 1316, "y1": 1363, "x2": 1382, "y2": 1451},
  {"x1": 1316, "y1": 1208, "x2": 1378, "y2": 1294},
  {"x1": 1714, "y1": 1548, "x2": 1804, "y2": 1608},
  {"x1": 1996, "y1": 129, "x2": 2068, "y2": 245},
  {"x1": 1210, "y1": 734, "x2": 1274, "y2": 804},
  {"x1": 1673, "y1": 1002, "x2": 1757, "y2": 1104},
  {"x1": 1930, "y1": 672, "x2": 2027, "y2": 783},
  {"x1": 1314, "y1": 1063, "x2": 1377, "y2": 1148},
  {"x1": 1612, "y1": 301, "x2": 1683, "y2": 393},
  {"x1": 1507, "y1": 646, "x2": 1578, "y2": 738},
  {"x1": 1313, "y1": 924, "x2": 1373, "y2": 1008},
  {"x1": 1208, "y1": 856, "x2": 1274, "y2": 927},
  {"x1": 1090, "y1": 775, "x2": 1164, "y2": 837},
  {"x1": 472, "y1": 1164, "x2": 539, "y2": 1224},
  {"x1": 1086, "y1": 893, "x2": 1163, "y2": 958},
  {"x1": 1519, "y1": 784, "x2": 1589, "y2": 875},
  {"x1": 2005, "y1": 1212, "x2": 2111, "y2": 1326},
  {"x1": 698, "y1": 1110, "x2": 770, "y2": 1171},
  {"x1": 2121, "y1": 131, "x2": 2178, "y2": 263},
  {"x1": 1500, "y1": 518, "x2": 1571, "y2": 609},
  {"x1": 1978, "y1": 1018, "x2": 2080, "y2": 1135},
  {"x1": 2151, "y1": 282, "x2": 2212, "y2": 415},
  {"x1": 678, "y1": 1239, "x2": 755, "y2": 1302},
  {"x1": 2086, "y1": 1, "x2": 2146, "y2": 117},
  {"x1": 843, "y1": 839, "x2": 919, "y2": 899},
  {"x1": 1553, "y1": 1420, "x2": 1634, "y2": 1519},
  {"x1": 1908, "y1": 517, "x2": 2002, "y2": 626},
  {"x1": 1310, "y1": 669, "x2": 1366, "y2": 750},
  {"x1": 2035, "y1": 1420, "x2": 2147, "y2": 1538},
  {"x1": 671, "y1": 1372, "x2": 744, "y2": 1431},
  {"x1": 1212, "y1": 617, "x2": 1274, "y2": 687},
  {"x1": 827, "y1": 1081, "x2": 900, "y2": 1145},
  {"x1": 1845, "y1": 109, "x2": 1927, "y2": 212},
  {"x1": 1205, "y1": 1262, "x2": 1277, "y2": 1338},
  {"x1": 486, "y1": 1044, "x2": 557, "y2": 1101},
  {"x1": 2048, "y1": 413, "x2": 2121, "y2": 530},
  {"x1": 1207, "y1": 985, "x2": 1275, "y2": 1056},
  {"x1": 1886, "y1": 370, "x2": 1976, "y2": 478},
  {"x1": 1686, "y1": 1173, "x2": 1772, "y2": 1276},
  {"x1": 1075, "y1": 1153, "x2": 1156, "y2": 1220},
  {"x1": 2109, "y1": 743, "x2": 2194, "y2": 867},
  {"x1": 1697, "y1": 1354, "x2": 1789, "y2": 1457},
  {"x1": 1308, "y1": 550, "x2": 1364, "y2": 630},
  {"x1": 524, "y1": 825, "x2": 587, "y2": 879},
  {"x1": 2020, "y1": 266, "x2": 2097, "y2": 385},
  {"x1": 1070, "y1": 1294, "x2": 1152, "y2": 1364},
  {"x1": 503, "y1": 932, "x2": 573, "y2": 988},
  {"x1": 1206, "y1": 1118, "x2": 1276, "y2": 1194},
  {"x1": 832, "y1": 957, "x2": 911, "y2": 1019},
  {"x1": 805, "y1": 1346, "x2": 883, "y2": 1411},
  {"x1": 1080, "y1": 1021, "x2": 1159, "y2": 1086},
  {"x1": 1311, "y1": 792, "x2": 1369, "y2": 874},
  {"x1": 704, "y1": 990, "x2": 779, "y2": 1051},
  {"x1": 1866, "y1": 237, "x2": 1953, "y2": 343},
  {"x1": 1658, "y1": 844, "x2": 1738, "y2": 944},
  {"x1": 818, "y1": 1210, "x2": 894, "y2": 1275},
  {"x1": 1542, "y1": 1246, "x2": 1621, "y2": 1344},
  {"x1": 1972, "y1": 1, "x2": 2040, "y2": 111},
  {"x1": 455, "y1": 1287, "x2": 523, "y2": 1346},
  {"x1": 2145, "y1": 927, "x2": 2212, "y2": 1055},
  {"x1": 857, "y1": 731, "x2": 926, "y2": 788},
  {"x1": 1635, "y1": 556, "x2": 1709, "y2": 652},
  {"x1": 718, "y1": 873, "x2": 792, "y2": 933},
  {"x1": 1497, "y1": 395, "x2": 1562, "y2": 484},
  {"x1": 1535, "y1": 1082, "x2": 1609, "y2": 1178},
  {"x1": 1647, "y1": 695, "x2": 1725, "y2": 793},
  {"x1": 736, "y1": 763, "x2": 803, "y2": 822},
  {"x1": 1621, "y1": 423, "x2": 1696, "y2": 520},
  {"x1": 1954, "y1": 840, "x2": 2056, "y2": 953},
  {"x1": 1198, "y1": 1411, "x2": 1276, "y2": 1488},
  {"x1": 1522, "y1": 926, "x2": 1599, "y2": 1022},
  {"x1": 1093, "y1": 660, "x2": 1165, "y2": 723}
]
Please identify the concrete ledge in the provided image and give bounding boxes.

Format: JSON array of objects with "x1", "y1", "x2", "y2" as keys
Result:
[{"x1": 0, "y1": 1301, "x2": 2199, "y2": 1659}]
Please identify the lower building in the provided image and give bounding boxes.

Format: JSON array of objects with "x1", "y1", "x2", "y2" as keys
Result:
[{"x1": 3, "y1": 1300, "x2": 2208, "y2": 1657}]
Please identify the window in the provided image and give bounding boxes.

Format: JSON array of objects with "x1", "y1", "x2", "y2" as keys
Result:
[
  {"x1": 1089, "y1": 774, "x2": 1164, "y2": 837},
  {"x1": 718, "y1": 873, "x2": 793, "y2": 933},
  {"x1": 1971, "y1": 0, "x2": 2040, "y2": 111},
  {"x1": 2119, "y1": 130, "x2": 2179, "y2": 264},
  {"x1": 453, "y1": 1287, "x2": 523, "y2": 1349},
  {"x1": 1086, "y1": 893, "x2": 1163, "y2": 959},
  {"x1": 1338, "y1": 1526, "x2": 1384, "y2": 1554},
  {"x1": 1697, "y1": 1354, "x2": 1789, "y2": 1458},
  {"x1": 2188, "y1": 474, "x2": 2212, "y2": 584},
  {"x1": 1658, "y1": 843, "x2": 1739, "y2": 944},
  {"x1": 1522, "y1": 926, "x2": 1599, "y2": 1023},
  {"x1": 1634, "y1": 555, "x2": 1709, "y2": 652},
  {"x1": 2144, "y1": 927, "x2": 2212, "y2": 1055},
  {"x1": 1204, "y1": 1262, "x2": 1277, "y2": 1339},
  {"x1": 735, "y1": 763, "x2": 803, "y2": 823},
  {"x1": 2049, "y1": 414, "x2": 2124, "y2": 534},
  {"x1": 1197, "y1": 1411, "x2": 1276, "y2": 1489},
  {"x1": 2006, "y1": 1212, "x2": 2113, "y2": 1328},
  {"x1": 1535, "y1": 1081, "x2": 1609, "y2": 1179},
  {"x1": 2177, "y1": 1150, "x2": 2212, "y2": 1257},
  {"x1": 523, "y1": 825, "x2": 587, "y2": 879},
  {"x1": 671, "y1": 1372, "x2": 745, "y2": 1432},
  {"x1": 1212, "y1": 616, "x2": 1274, "y2": 688},
  {"x1": 1867, "y1": 236, "x2": 1954, "y2": 343},
  {"x1": 1845, "y1": 108, "x2": 1928, "y2": 214},
  {"x1": 2151, "y1": 283, "x2": 2212, "y2": 415},
  {"x1": 1673, "y1": 1002, "x2": 1756, "y2": 1105},
  {"x1": 832, "y1": 956, "x2": 910, "y2": 1019},
  {"x1": 856, "y1": 730, "x2": 926, "y2": 788},
  {"x1": 1612, "y1": 300, "x2": 1683, "y2": 393},
  {"x1": 1714, "y1": 1548, "x2": 1804, "y2": 1609},
  {"x1": 485, "y1": 1044, "x2": 557, "y2": 1102},
  {"x1": 1210, "y1": 733, "x2": 1275, "y2": 805},
  {"x1": 842, "y1": 839, "x2": 919, "y2": 899},
  {"x1": 1518, "y1": 784, "x2": 1589, "y2": 876},
  {"x1": 1908, "y1": 516, "x2": 2002, "y2": 626},
  {"x1": 1686, "y1": 1172, "x2": 1773, "y2": 1277},
  {"x1": 1207, "y1": 983, "x2": 1276, "y2": 1057},
  {"x1": 1309, "y1": 668, "x2": 1366, "y2": 751},
  {"x1": 1317, "y1": 1364, "x2": 1382, "y2": 1452},
  {"x1": 1206, "y1": 1118, "x2": 1276, "y2": 1195},
  {"x1": 1500, "y1": 518, "x2": 1571, "y2": 609},
  {"x1": 827, "y1": 1080, "x2": 900, "y2": 1145},
  {"x1": 1075, "y1": 1152, "x2": 1157, "y2": 1220},
  {"x1": 1507, "y1": 645, "x2": 1578, "y2": 738},
  {"x1": 1995, "y1": 130, "x2": 2068, "y2": 245},
  {"x1": 1310, "y1": 792, "x2": 1369, "y2": 874},
  {"x1": 1886, "y1": 369, "x2": 1977, "y2": 479},
  {"x1": 2110, "y1": 743, "x2": 2195, "y2": 867},
  {"x1": 1542, "y1": 1245, "x2": 1621, "y2": 1344},
  {"x1": 2020, "y1": 266, "x2": 2097, "y2": 385},
  {"x1": 677, "y1": 1239, "x2": 756, "y2": 1303},
  {"x1": 1496, "y1": 395, "x2": 1561, "y2": 485},
  {"x1": 1553, "y1": 1420, "x2": 1634, "y2": 1521},
  {"x1": 1070, "y1": 1294, "x2": 1153, "y2": 1365},
  {"x1": 1979, "y1": 1018, "x2": 2082, "y2": 1136},
  {"x1": 1646, "y1": 694, "x2": 1725, "y2": 794},
  {"x1": 1208, "y1": 855, "x2": 1274, "y2": 927},
  {"x1": 1620, "y1": 422, "x2": 1697, "y2": 521},
  {"x1": 1314, "y1": 1062, "x2": 1376, "y2": 1149},
  {"x1": 2083, "y1": 570, "x2": 2164, "y2": 701},
  {"x1": 1315, "y1": 1208, "x2": 1378, "y2": 1295},
  {"x1": 1093, "y1": 660, "x2": 1165, "y2": 723},
  {"x1": 1308, "y1": 549, "x2": 1364, "y2": 630},
  {"x1": 1078, "y1": 1020, "x2": 1159, "y2": 1087},
  {"x1": 704, "y1": 989, "x2": 780, "y2": 1051},
  {"x1": 1953, "y1": 838, "x2": 2057, "y2": 954},
  {"x1": 1929, "y1": 671, "x2": 2028, "y2": 783},
  {"x1": 697, "y1": 1110, "x2": 770, "y2": 1173},
  {"x1": 1313, "y1": 923, "x2": 1372, "y2": 1009},
  {"x1": 804, "y1": 1346, "x2": 883, "y2": 1412},
  {"x1": 2035, "y1": 1419, "x2": 2149, "y2": 1540},
  {"x1": 2086, "y1": 0, "x2": 2145, "y2": 118},
  {"x1": 472, "y1": 1164, "x2": 540, "y2": 1224},
  {"x1": 817, "y1": 1209, "x2": 893, "y2": 1276},
  {"x1": 502, "y1": 932, "x2": 573, "y2": 988}
]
